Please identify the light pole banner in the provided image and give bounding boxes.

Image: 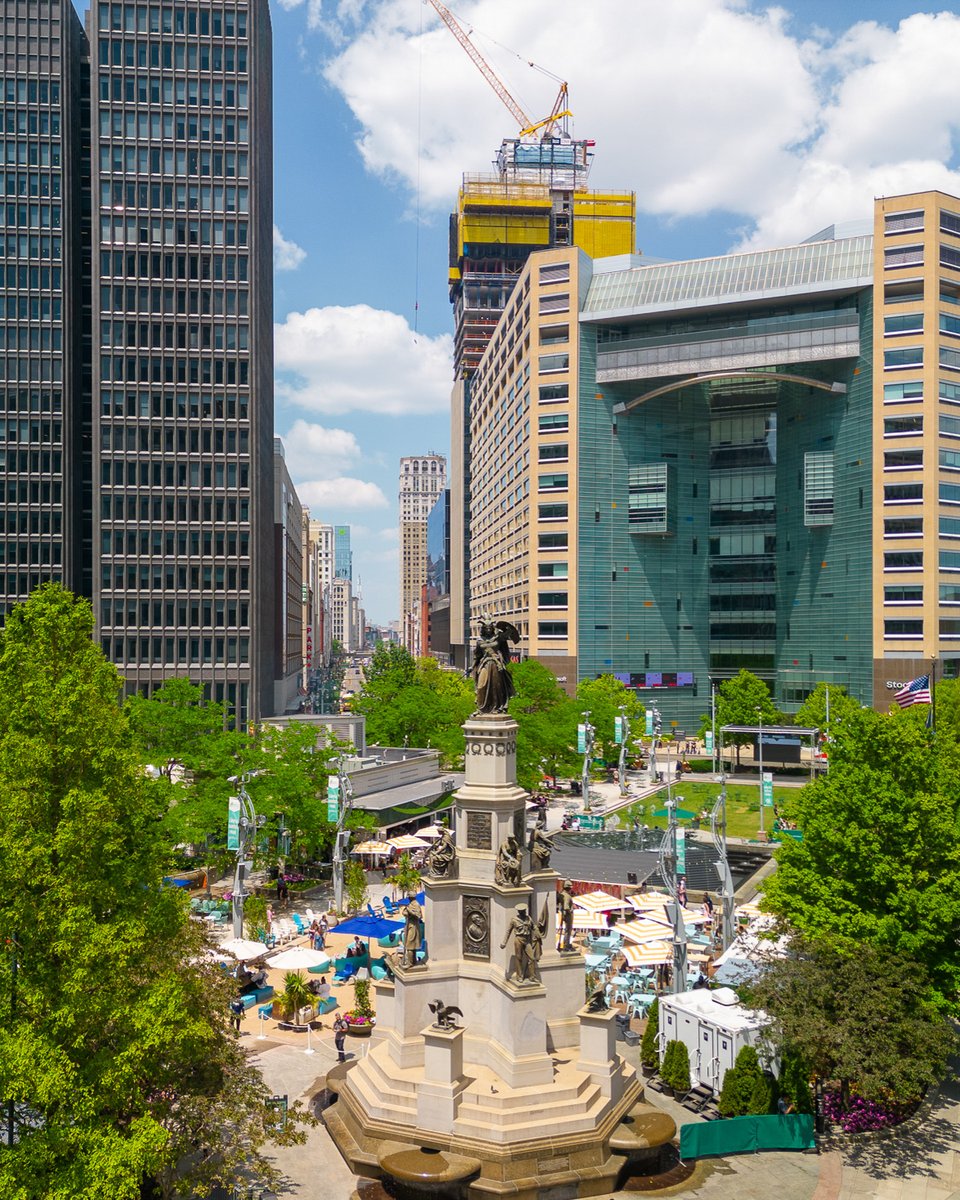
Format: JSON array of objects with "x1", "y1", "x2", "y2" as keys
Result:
[
  {"x1": 326, "y1": 776, "x2": 340, "y2": 823},
  {"x1": 762, "y1": 772, "x2": 774, "y2": 807},
  {"x1": 645, "y1": 710, "x2": 654, "y2": 737},
  {"x1": 614, "y1": 716, "x2": 624, "y2": 745},
  {"x1": 577, "y1": 724, "x2": 586, "y2": 754},
  {"x1": 704, "y1": 730, "x2": 714, "y2": 753},
  {"x1": 227, "y1": 795, "x2": 241, "y2": 851},
  {"x1": 676, "y1": 827, "x2": 686, "y2": 875}
]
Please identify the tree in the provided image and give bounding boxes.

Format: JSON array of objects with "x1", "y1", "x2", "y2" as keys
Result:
[
  {"x1": 575, "y1": 675, "x2": 644, "y2": 764},
  {"x1": 708, "y1": 669, "x2": 781, "y2": 767},
  {"x1": 640, "y1": 997, "x2": 660, "y2": 1070},
  {"x1": 353, "y1": 648, "x2": 473, "y2": 766},
  {"x1": 508, "y1": 660, "x2": 578, "y2": 789},
  {"x1": 0, "y1": 585, "x2": 309, "y2": 1199},
  {"x1": 344, "y1": 860, "x2": 368, "y2": 914},
  {"x1": 743, "y1": 940, "x2": 956, "y2": 1107},
  {"x1": 761, "y1": 706, "x2": 960, "y2": 1013},
  {"x1": 793, "y1": 681, "x2": 861, "y2": 738},
  {"x1": 717, "y1": 1045, "x2": 765, "y2": 1117},
  {"x1": 660, "y1": 1040, "x2": 690, "y2": 1094},
  {"x1": 392, "y1": 852, "x2": 421, "y2": 900}
]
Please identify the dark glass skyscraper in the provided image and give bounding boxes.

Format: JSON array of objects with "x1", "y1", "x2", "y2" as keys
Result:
[
  {"x1": 87, "y1": 0, "x2": 275, "y2": 724},
  {"x1": 0, "y1": 0, "x2": 87, "y2": 609}
]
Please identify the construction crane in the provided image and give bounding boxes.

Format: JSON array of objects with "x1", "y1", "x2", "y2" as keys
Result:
[{"x1": 426, "y1": 0, "x2": 573, "y2": 140}]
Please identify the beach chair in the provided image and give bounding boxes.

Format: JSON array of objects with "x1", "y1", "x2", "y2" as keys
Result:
[
  {"x1": 291, "y1": 913, "x2": 307, "y2": 935},
  {"x1": 382, "y1": 896, "x2": 398, "y2": 915},
  {"x1": 367, "y1": 901, "x2": 383, "y2": 919}
]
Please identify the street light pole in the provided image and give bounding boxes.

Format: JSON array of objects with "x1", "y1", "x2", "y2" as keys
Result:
[
  {"x1": 710, "y1": 778, "x2": 736, "y2": 951},
  {"x1": 580, "y1": 712, "x2": 594, "y2": 810},
  {"x1": 757, "y1": 707, "x2": 764, "y2": 837},
  {"x1": 331, "y1": 755, "x2": 354, "y2": 915},
  {"x1": 228, "y1": 773, "x2": 265, "y2": 939},
  {"x1": 658, "y1": 787, "x2": 687, "y2": 995},
  {"x1": 618, "y1": 705, "x2": 630, "y2": 798}
]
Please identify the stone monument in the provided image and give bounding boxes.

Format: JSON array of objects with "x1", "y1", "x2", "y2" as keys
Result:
[{"x1": 324, "y1": 646, "x2": 666, "y2": 1197}]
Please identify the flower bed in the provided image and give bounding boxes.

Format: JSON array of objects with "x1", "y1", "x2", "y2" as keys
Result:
[{"x1": 823, "y1": 1090, "x2": 920, "y2": 1134}]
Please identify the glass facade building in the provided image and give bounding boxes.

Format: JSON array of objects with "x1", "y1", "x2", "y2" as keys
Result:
[
  {"x1": 0, "y1": 0, "x2": 87, "y2": 610},
  {"x1": 88, "y1": 0, "x2": 275, "y2": 724}
]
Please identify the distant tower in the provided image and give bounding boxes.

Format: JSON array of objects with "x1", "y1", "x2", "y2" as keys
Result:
[
  {"x1": 334, "y1": 525, "x2": 352, "y2": 582},
  {"x1": 400, "y1": 454, "x2": 447, "y2": 653}
]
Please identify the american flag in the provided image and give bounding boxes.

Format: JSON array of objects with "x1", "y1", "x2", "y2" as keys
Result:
[{"x1": 894, "y1": 674, "x2": 932, "y2": 708}]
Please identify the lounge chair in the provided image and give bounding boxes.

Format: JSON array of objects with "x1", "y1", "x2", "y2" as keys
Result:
[{"x1": 382, "y1": 896, "x2": 398, "y2": 916}]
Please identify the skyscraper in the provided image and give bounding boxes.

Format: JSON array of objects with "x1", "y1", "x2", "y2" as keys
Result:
[
  {"x1": 88, "y1": 0, "x2": 275, "y2": 724},
  {"x1": 334, "y1": 524, "x2": 351, "y2": 581},
  {"x1": 399, "y1": 453, "x2": 446, "y2": 653},
  {"x1": 0, "y1": 1, "x2": 88, "y2": 611}
]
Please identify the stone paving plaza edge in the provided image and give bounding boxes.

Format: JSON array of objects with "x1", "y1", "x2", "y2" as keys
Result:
[{"x1": 246, "y1": 1026, "x2": 960, "y2": 1200}]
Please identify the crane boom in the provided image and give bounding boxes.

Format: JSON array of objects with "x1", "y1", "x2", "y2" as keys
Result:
[{"x1": 426, "y1": 0, "x2": 533, "y2": 134}]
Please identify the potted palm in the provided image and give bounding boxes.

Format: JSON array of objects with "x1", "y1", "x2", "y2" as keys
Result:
[
  {"x1": 277, "y1": 971, "x2": 314, "y2": 1028},
  {"x1": 345, "y1": 977, "x2": 376, "y2": 1037}
]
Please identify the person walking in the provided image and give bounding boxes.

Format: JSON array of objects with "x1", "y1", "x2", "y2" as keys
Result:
[
  {"x1": 333, "y1": 1014, "x2": 347, "y2": 1063},
  {"x1": 229, "y1": 994, "x2": 244, "y2": 1034}
]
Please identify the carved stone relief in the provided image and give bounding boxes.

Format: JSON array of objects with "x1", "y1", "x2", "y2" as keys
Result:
[
  {"x1": 462, "y1": 895, "x2": 490, "y2": 959},
  {"x1": 465, "y1": 810, "x2": 492, "y2": 850}
]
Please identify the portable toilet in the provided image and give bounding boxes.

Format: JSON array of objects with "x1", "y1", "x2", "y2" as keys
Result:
[{"x1": 658, "y1": 987, "x2": 775, "y2": 1093}]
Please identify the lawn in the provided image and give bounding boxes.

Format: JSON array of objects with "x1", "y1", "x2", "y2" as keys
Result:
[{"x1": 614, "y1": 780, "x2": 799, "y2": 840}]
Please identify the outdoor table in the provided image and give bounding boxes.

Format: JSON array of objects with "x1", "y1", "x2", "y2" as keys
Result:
[{"x1": 584, "y1": 953, "x2": 609, "y2": 971}]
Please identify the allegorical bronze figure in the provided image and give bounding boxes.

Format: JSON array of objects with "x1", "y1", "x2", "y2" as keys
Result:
[
  {"x1": 494, "y1": 834, "x2": 523, "y2": 888},
  {"x1": 425, "y1": 827, "x2": 456, "y2": 879},
  {"x1": 472, "y1": 617, "x2": 520, "y2": 714},
  {"x1": 529, "y1": 826, "x2": 555, "y2": 872}
]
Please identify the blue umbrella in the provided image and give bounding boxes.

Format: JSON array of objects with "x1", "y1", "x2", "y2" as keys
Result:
[{"x1": 334, "y1": 914, "x2": 404, "y2": 940}]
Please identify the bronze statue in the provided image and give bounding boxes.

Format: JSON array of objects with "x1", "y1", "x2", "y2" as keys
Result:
[
  {"x1": 472, "y1": 618, "x2": 520, "y2": 714},
  {"x1": 557, "y1": 879, "x2": 576, "y2": 952},
  {"x1": 425, "y1": 827, "x2": 457, "y2": 879},
  {"x1": 529, "y1": 826, "x2": 555, "y2": 871},
  {"x1": 401, "y1": 898, "x2": 424, "y2": 968},
  {"x1": 585, "y1": 986, "x2": 609, "y2": 1013},
  {"x1": 499, "y1": 902, "x2": 548, "y2": 985},
  {"x1": 428, "y1": 999, "x2": 464, "y2": 1030},
  {"x1": 494, "y1": 834, "x2": 523, "y2": 888}
]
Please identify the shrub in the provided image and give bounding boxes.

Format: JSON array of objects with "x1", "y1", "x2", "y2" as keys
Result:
[
  {"x1": 344, "y1": 860, "x2": 368, "y2": 914},
  {"x1": 748, "y1": 1071, "x2": 776, "y2": 1115},
  {"x1": 243, "y1": 894, "x2": 268, "y2": 940},
  {"x1": 351, "y1": 977, "x2": 374, "y2": 1020},
  {"x1": 660, "y1": 1039, "x2": 690, "y2": 1094},
  {"x1": 778, "y1": 1047, "x2": 813, "y2": 1114},
  {"x1": 718, "y1": 1044, "x2": 764, "y2": 1117},
  {"x1": 640, "y1": 997, "x2": 659, "y2": 1070}
]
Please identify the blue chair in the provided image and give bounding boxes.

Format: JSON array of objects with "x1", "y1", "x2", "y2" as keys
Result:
[
  {"x1": 317, "y1": 996, "x2": 338, "y2": 1016},
  {"x1": 307, "y1": 959, "x2": 332, "y2": 974},
  {"x1": 291, "y1": 913, "x2": 307, "y2": 935},
  {"x1": 382, "y1": 896, "x2": 398, "y2": 915},
  {"x1": 367, "y1": 901, "x2": 383, "y2": 919}
]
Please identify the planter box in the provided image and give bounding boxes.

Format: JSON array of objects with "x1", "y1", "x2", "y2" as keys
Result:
[{"x1": 345, "y1": 1022, "x2": 374, "y2": 1038}]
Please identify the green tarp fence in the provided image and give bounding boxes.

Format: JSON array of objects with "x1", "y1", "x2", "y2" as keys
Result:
[{"x1": 679, "y1": 1113, "x2": 815, "y2": 1160}]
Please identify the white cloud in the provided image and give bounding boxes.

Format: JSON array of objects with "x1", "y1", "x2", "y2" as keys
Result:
[
  {"x1": 298, "y1": 1, "x2": 960, "y2": 253},
  {"x1": 296, "y1": 477, "x2": 389, "y2": 510},
  {"x1": 274, "y1": 304, "x2": 453, "y2": 416},
  {"x1": 273, "y1": 224, "x2": 307, "y2": 271},
  {"x1": 279, "y1": 418, "x2": 362, "y2": 480}
]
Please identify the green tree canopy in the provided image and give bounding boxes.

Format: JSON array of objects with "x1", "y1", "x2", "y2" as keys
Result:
[
  {"x1": 508, "y1": 659, "x2": 578, "y2": 789},
  {"x1": 708, "y1": 669, "x2": 781, "y2": 766},
  {"x1": 761, "y1": 706, "x2": 960, "y2": 1012},
  {"x1": 0, "y1": 585, "x2": 308, "y2": 1199},
  {"x1": 793, "y1": 681, "x2": 861, "y2": 737},
  {"x1": 743, "y1": 939, "x2": 956, "y2": 1105},
  {"x1": 353, "y1": 649, "x2": 473, "y2": 765},
  {"x1": 575, "y1": 675, "x2": 644, "y2": 764}
]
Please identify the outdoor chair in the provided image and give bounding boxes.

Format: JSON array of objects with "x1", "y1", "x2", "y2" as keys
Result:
[
  {"x1": 627, "y1": 993, "x2": 653, "y2": 1019},
  {"x1": 291, "y1": 913, "x2": 307, "y2": 935},
  {"x1": 367, "y1": 901, "x2": 383, "y2": 919},
  {"x1": 382, "y1": 896, "x2": 398, "y2": 915},
  {"x1": 257, "y1": 1002, "x2": 273, "y2": 1020}
]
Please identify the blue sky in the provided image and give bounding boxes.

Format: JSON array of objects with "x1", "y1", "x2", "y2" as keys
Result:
[{"x1": 76, "y1": 1, "x2": 960, "y2": 622}]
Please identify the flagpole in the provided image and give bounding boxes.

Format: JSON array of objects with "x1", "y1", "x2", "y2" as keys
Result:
[{"x1": 931, "y1": 656, "x2": 937, "y2": 735}]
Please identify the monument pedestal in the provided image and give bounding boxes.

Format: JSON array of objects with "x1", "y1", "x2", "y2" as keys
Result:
[{"x1": 325, "y1": 712, "x2": 642, "y2": 1198}]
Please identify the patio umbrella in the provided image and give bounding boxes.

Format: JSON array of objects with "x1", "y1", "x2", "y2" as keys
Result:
[
  {"x1": 389, "y1": 834, "x2": 429, "y2": 850},
  {"x1": 563, "y1": 909, "x2": 611, "y2": 932},
  {"x1": 736, "y1": 901, "x2": 764, "y2": 919},
  {"x1": 417, "y1": 826, "x2": 445, "y2": 840},
  {"x1": 627, "y1": 892, "x2": 672, "y2": 910},
  {"x1": 266, "y1": 945, "x2": 331, "y2": 971},
  {"x1": 613, "y1": 916, "x2": 674, "y2": 944},
  {"x1": 621, "y1": 940, "x2": 673, "y2": 967},
  {"x1": 573, "y1": 889, "x2": 633, "y2": 916},
  {"x1": 652, "y1": 806, "x2": 697, "y2": 819},
  {"x1": 352, "y1": 840, "x2": 392, "y2": 856},
  {"x1": 219, "y1": 938, "x2": 268, "y2": 961}
]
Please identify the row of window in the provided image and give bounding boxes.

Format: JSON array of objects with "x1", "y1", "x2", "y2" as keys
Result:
[
  {"x1": 0, "y1": 233, "x2": 61, "y2": 259},
  {"x1": 0, "y1": 201, "x2": 59, "y2": 230},
  {"x1": 99, "y1": 110, "x2": 247, "y2": 144},
  {"x1": 100, "y1": 425, "x2": 247, "y2": 452},
  {"x1": 884, "y1": 516, "x2": 960, "y2": 536},
  {"x1": 884, "y1": 242, "x2": 960, "y2": 270},
  {"x1": 98, "y1": 39, "x2": 248, "y2": 72},
  {"x1": 100, "y1": 319, "x2": 249, "y2": 350},
  {"x1": 99, "y1": 355, "x2": 250, "y2": 385},
  {"x1": 0, "y1": 325, "x2": 61, "y2": 350},
  {"x1": 885, "y1": 550, "x2": 960, "y2": 569},
  {"x1": 99, "y1": 286, "x2": 249, "y2": 318},
  {"x1": 0, "y1": 294, "x2": 59, "y2": 319},
  {"x1": 98, "y1": 76, "x2": 249, "y2": 110},
  {"x1": 0, "y1": 510, "x2": 61, "y2": 534},
  {"x1": 0, "y1": 171, "x2": 60, "y2": 200},
  {"x1": 97, "y1": 5, "x2": 248, "y2": 39},
  {"x1": 886, "y1": 620, "x2": 960, "y2": 636},
  {"x1": 96, "y1": 215, "x2": 247, "y2": 250},
  {"x1": 1, "y1": 80, "x2": 59, "y2": 106},
  {"x1": 102, "y1": 598, "x2": 249, "y2": 626},
  {"x1": 0, "y1": 355, "x2": 61, "y2": 382},
  {"x1": 99, "y1": 145, "x2": 248, "y2": 179},
  {"x1": 100, "y1": 636, "x2": 250, "y2": 665},
  {"x1": 0, "y1": 141, "x2": 62, "y2": 168},
  {"x1": 101, "y1": 494, "x2": 247, "y2": 523},
  {"x1": 101, "y1": 562, "x2": 249, "y2": 590},
  {"x1": 101, "y1": 459, "x2": 249, "y2": 487},
  {"x1": 101, "y1": 529, "x2": 249, "y2": 555},
  {"x1": 100, "y1": 390, "x2": 248, "y2": 420},
  {"x1": 0, "y1": 538, "x2": 62, "y2": 565},
  {"x1": 0, "y1": 263, "x2": 59, "y2": 290}
]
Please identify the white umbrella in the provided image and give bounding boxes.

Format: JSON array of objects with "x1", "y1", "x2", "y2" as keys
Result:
[
  {"x1": 573, "y1": 889, "x2": 633, "y2": 915},
  {"x1": 389, "y1": 834, "x2": 429, "y2": 850},
  {"x1": 621, "y1": 940, "x2": 673, "y2": 967},
  {"x1": 266, "y1": 945, "x2": 331, "y2": 971},
  {"x1": 627, "y1": 891, "x2": 672, "y2": 911},
  {"x1": 220, "y1": 938, "x2": 268, "y2": 961},
  {"x1": 352, "y1": 840, "x2": 392, "y2": 856},
  {"x1": 614, "y1": 916, "x2": 674, "y2": 944},
  {"x1": 417, "y1": 826, "x2": 445, "y2": 840}
]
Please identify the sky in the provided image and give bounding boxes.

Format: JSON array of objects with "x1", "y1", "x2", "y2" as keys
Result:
[{"x1": 76, "y1": 1, "x2": 960, "y2": 623}]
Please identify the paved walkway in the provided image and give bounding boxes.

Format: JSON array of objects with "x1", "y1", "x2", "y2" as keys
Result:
[{"x1": 246, "y1": 1026, "x2": 960, "y2": 1200}]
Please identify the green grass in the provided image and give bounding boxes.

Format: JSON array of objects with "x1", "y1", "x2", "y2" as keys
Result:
[{"x1": 615, "y1": 781, "x2": 797, "y2": 840}]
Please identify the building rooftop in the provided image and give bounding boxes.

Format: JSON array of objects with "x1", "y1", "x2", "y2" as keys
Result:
[{"x1": 582, "y1": 234, "x2": 874, "y2": 320}]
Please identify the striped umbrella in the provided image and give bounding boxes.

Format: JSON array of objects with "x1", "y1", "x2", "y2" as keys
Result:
[
  {"x1": 736, "y1": 901, "x2": 764, "y2": 920},
  {"x1": 352, "y1": 840, "x2": 392, "y2": 857},
  {"x1": 561, "y1": 909, "x2": 611, "y2": 932},
  {"x1": 627, "y1": 892, "x2": 672, "y2": 911},
  {"x1": 573, "y1": 889, "x2": 633, "y2": 915},
  {"x1": 388, "y1": 834, "x2": 430, "y2": 850},
  {"x1": 621, "y1": 940, "x2": 673, "y2": 967},
  {"x1": 613, "y1": 916, "x2": 674, "y2": 944}
]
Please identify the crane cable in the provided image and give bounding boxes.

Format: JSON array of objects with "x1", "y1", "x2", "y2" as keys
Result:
[{"x1": 413, "y1": 0, "x2": 424, "y2": 342}]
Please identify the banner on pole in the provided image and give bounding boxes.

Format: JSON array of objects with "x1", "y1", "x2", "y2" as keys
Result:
[
  {"x1": 704, "y1": 730, "x2": 714, "y2": 753},
  {"x1": 762, "y1": 772, "x2": 774, "y2": 807},
  {"x1": 227, "y1": 795, "x2": 241, "y2": 851},
  {"x1": 326, "y1": 775, "x2": 340, "y2": 823},
  {"x1": 645, "y1": 710, "x2": 654, "y2": 737},
  {"x1": 614, "y1": 716, "x2": 624, "y2": 745},
  {"x1": 577, "y1": 724, "x2": 586, "y2": 754},
  {"x1": 676, "y1": 827, "x2": 686, "y2": 875}
]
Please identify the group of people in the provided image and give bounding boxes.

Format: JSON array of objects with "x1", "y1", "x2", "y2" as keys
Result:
[
  {"x1": 344, "y1": 936, "x2": 366, "y2": 958},
  {"x1": 309, "y1": 915, "x2": 328, "y2": 950}
]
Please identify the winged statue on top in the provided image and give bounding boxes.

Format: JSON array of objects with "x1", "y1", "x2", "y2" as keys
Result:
[{"x1": 472, "y1": 616, "x2": 520, "y2": 714}]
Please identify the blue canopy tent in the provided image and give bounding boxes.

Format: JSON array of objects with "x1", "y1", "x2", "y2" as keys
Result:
[{"x1": 330, "y1": 913, "x2": 406, "y2": 981}]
